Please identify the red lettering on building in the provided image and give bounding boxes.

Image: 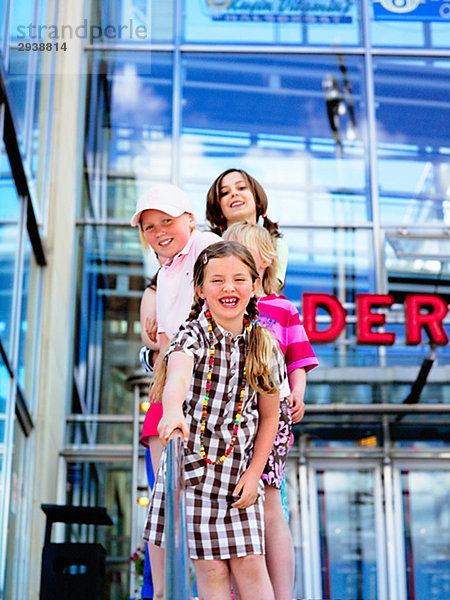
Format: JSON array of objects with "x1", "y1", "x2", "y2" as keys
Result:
[
  {"x1": 405, "y1": 294, "x2": 449, "y2": 346},
  {"x1": 302, "y1": 293, "x2": 347, "y2": 342},
  {"x1": 301, "y1": 293, "x2": 449, "y2": 346},
  {"x1": 356, "y1": 294, "x2": 395, "y2": 345}
]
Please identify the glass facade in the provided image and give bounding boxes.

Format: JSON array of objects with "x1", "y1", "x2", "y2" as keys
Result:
[
  {"x1": 71, "y1": 2, "x2": 449, "y2": 597},
  {"x1": 0, "y1": 0, "x2": 53, "y2": 595},
  {"x1": 0, "y1": 0, "x2": 449, "y2": 598}
]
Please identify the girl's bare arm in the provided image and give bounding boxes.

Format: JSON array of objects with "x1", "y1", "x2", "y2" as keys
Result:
[
  {"x1": 140, "y1": 286, "x2": 160, "y2": 349},
  {"x1": 288, "y1": 367, "x2": 307, "y2": 424},
  {"x1": 157, "y1": 351, "x2": 194, "y2": 446},
  {"x1": 232, "y1": 390, "x2": 279, "y2": 508}
]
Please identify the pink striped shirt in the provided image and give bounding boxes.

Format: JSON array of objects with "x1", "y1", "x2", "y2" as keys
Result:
[{"x1": 258, "y1": 294, "x2": 318, "y2": 374}]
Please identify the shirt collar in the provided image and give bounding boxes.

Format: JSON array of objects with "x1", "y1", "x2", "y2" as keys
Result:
[{"x1": 161, "y1": 229, "x2": 198, "y2": 269}]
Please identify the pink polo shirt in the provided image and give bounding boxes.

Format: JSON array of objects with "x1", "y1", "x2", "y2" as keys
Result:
[{"x1": 156, "y1": 229, "x2": 221, "y2": 339}]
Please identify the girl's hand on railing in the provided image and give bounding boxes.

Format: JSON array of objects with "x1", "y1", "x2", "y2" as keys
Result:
[
  {"x1": 231, "y1": 468, "x2": 260, "y2": 509},
  {"x1": 157, "y1": 411, "x2": 189, "y2": 447}
]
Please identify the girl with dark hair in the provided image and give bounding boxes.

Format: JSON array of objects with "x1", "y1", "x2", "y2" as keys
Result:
[
  {"x1": 206, "y1": 169, "x2": 288, "y2": 285},
  {"x1": 144, "y1": 241, "x2": 287, "y2": 600}
]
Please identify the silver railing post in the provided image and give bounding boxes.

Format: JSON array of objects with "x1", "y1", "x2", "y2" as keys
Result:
[{"x1": 164, "y1": 430, "x2": 191, "y2": 599}]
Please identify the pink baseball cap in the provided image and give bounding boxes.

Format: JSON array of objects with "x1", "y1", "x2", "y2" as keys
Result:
[{"x1": 130, "y1": 183, "x2": 194, "y2": 227}]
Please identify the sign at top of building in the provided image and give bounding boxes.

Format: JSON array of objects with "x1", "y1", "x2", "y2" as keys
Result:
[
  {"x1": 203, "y1": 0, "x2": 354, "y2": 23},
  {"x1": 373, "y1": 0, "x2": 450, "y2": 21}
]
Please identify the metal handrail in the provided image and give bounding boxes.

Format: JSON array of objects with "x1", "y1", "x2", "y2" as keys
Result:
[{"x1": 164, "y1": 430, "x2": 191, "y2": 599}]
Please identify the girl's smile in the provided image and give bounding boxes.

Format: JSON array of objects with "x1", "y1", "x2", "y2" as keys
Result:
[
  {"x1": 199, "y1": 255, "x2": 258, "y2": 336},
  {"x1": 219, "y1": 296, "x2": 239, "y2": 306},
  {"x1": 219, "y1": 171, "x2": 257, "y2": 226},
  {"x1": 141, "y1": 209, "x2": 194, "y2": 260}
]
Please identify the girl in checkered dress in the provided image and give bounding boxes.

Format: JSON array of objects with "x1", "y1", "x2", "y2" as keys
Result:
[
  {"x1": 224, "y1": 222, "x2": 319, "y2": 600},
  {"x1": 143, "y1": 241, "x2": 286, "y2": 600}
]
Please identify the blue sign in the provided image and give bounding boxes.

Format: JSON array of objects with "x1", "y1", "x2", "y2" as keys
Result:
[
  {"x1": 373, "y1": 0, "x2": 450, "y2": 22},
  {"x1": 204, "y1": 0, "x2": 354, "y2": 24}
]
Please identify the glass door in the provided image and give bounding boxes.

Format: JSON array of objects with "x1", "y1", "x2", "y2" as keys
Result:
[
  {"x1": 393, "y1": 465, "x2": 450, "y2": 600},
  {"x1": 308, "y1": 463, "x2": 387, "y2": 600}
]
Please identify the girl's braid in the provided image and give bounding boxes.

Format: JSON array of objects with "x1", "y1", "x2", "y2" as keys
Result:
[
  {"x1": 246, "y1": 295, "x2": 259, "y2": 322},
  {"x1": 188, "y1": 295, "x2": 204, "y2": 321}
]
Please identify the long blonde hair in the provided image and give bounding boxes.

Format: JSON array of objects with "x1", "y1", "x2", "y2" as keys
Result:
[
  {"x1": 152, "y1": 241, "x2": 279, "y2": 402},
  {"x1": 223, "y1": 222, "x2": 279, "y2": 296}
]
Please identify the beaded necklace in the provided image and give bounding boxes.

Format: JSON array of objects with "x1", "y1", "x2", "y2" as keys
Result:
[{"x1": 200, "y1": 310, "x2": 250, "y2": 465}]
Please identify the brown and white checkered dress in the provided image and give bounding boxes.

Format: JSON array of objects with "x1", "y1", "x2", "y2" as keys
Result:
[{"x1": 143, "y1": 309, "x2": 286, "y2": 560}]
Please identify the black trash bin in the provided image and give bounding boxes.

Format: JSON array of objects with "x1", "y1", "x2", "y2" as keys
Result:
[{"x1": 40, "y1": 504, "x2": 113, "y2": 600}]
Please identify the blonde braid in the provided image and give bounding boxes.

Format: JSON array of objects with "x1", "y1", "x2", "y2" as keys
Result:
[
  {"x1": 245, "y1": 296, "x2": 279, "y2": 394},
  {"x1": 149, "y1": 341, "x2": 169, "y2": 403}
]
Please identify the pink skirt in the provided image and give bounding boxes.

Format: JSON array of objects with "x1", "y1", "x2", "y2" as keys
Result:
[{"x1": 140, "y1": 402, "x2": 163, "y2": 447}]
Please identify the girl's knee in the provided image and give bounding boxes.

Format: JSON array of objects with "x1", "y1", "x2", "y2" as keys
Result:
[
  {"x1": 264, "y1": 487, "x2": 283, "y2": 520},
  {"x1": 195, "y1": 559, "x2": 230, "y2": 583},
  {"x1": 231, "y1": 553, "x2": 266, "y2": 576}
]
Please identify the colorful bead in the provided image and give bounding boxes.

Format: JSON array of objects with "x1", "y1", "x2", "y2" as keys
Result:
[{"x1": 200, "y1": 310, "x2": 249, "y2": 466}]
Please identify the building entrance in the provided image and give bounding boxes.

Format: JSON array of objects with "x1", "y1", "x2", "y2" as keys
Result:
[{"x1": 286, "y1": 456, "x2": 449, "y2": 600}]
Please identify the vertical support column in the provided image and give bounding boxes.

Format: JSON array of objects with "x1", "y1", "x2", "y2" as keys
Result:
[
  {"x1": 298, "y1": 460, "x2": 314, "y2": 599},
  {"x1": 164, "y1": 431, "x2": 191, "y2": 599},
  {"x1": 306, "y1": 462, "x2": 323, "y2": 599},
  {"x1": 361, "y1": 0, "x2": 388, "y2": 372},
  {"x1": 171, "y1": 0, "x2": 183, "y2": 185},
  {"x1": 129, "y1": 382, "x2": 141, "y2": 597}
]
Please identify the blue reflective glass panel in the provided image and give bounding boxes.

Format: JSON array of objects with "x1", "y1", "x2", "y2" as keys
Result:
[
  {"x1": 432, "y1": 22, "x2": 450, "y2": 47},
  {"x1": 283, "y1": 227, "x2": 379, "y2": 368},
  {"x1": 89, "y1": 0, "x2": 173, "y2": 43},
  {"x1": 371, "y1": 0, "x2": 450, "y2": 49},
  {"x1": 0, "y1": 355, "x2": 10, "y2": 573},
  {"x1": 17, "y1": 237, "x2": 40, "y2": 403},
  {"x1": 383, "y1": 238, "x2": 450, "y2": 365},
  {"x1": 83, "y1": 51, "x2": 173, "y2": 220},
  {"x1": 29, "y1": 54, "x2": 54, "y2": 217},
  {"x1": 401, "y1": 470, "x2": 450, "y2": 600},
  {"x1": 73, "y1": 225, "x2": 144, "y2": 417},
  {"x1": 0, "y1": 149, "x2": 20, "y2": 360},
  {"x1": 181, "y1": 53, "x2": 369, "y2": 224},
  {"x1": 0, "y1": 0, "x2": 6, "y2": 58},
  {"x1": 374, "y1": 58, "x2": 450, "y2": 225},
  {"x1": 17, "y1": 239, "x2": 31, "y2": 392},
  {"x1": 316, "y1": 469, "x2": 378, "y2": 600},
  {"x1": 283, "y1": 227, "x2": 374, "y2": 298},
  {"x1": 5, "y1": 48, "x2": 29, "y2": 152},
  {"x1": 7, "y1": 2, "x2": 51, "y2": 185},
  {"x1": 183, "y1": 0, "x2": 361, "y2": 46},
  {"x1": 0, "y1": 353, "x2": 9, "y2": 429},
  {"x1": 10, "y1": 0, "x2": 36, "y2": 40},
  {"x1": 306, "y1": 383, "x2": 374, "y2": 404}
]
